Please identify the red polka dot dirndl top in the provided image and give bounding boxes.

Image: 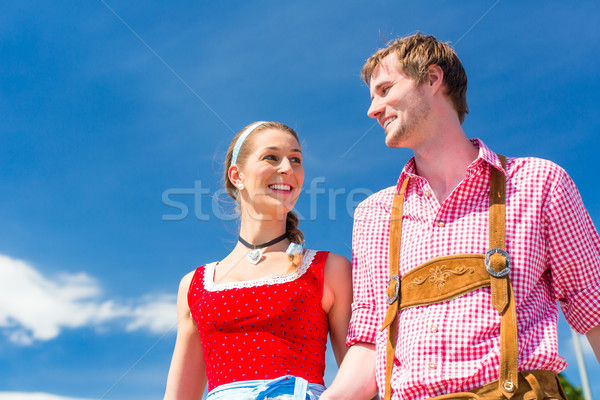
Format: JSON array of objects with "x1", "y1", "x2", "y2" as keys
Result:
[{"x1": 187, "y1": 249, "x2": 329, "y2": 391}]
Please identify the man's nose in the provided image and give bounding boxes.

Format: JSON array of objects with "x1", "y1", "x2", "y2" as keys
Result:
[{"x1": 367, "y1": 97, "x2": 384, "y2": 120}]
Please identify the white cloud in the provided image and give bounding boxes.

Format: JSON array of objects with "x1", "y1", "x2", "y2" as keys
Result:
[
  {"x1": 0, "y1": 393, "x2": 94, "y2": 400},
  {"x1": 0, "y1": 254, "x2": 176, "y2": 345},
  {"x1": 125, "y1": 294, "x2": 179, "y2": 334}
]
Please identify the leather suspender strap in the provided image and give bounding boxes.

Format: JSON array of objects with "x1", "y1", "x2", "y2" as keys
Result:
[
  {"x1": 381, "y1": 156, "x2": 517, "y2": 399},
  {"x1": 381, "y1": 177, "x2": 409, "y2": 400},
  {"x1": 488, "y1": 155, "x2": 519, "y2": 397}
]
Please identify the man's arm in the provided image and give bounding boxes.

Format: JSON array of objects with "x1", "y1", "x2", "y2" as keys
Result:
[
  {"x1": 320, "y1": 343, "x2": 378, "y2": 400},
  {"x1": 544, "y1": 168, "x2": 600, "y2": 352},
  {"x1": 586, "y1": 324, "x2": 600, "y2": 363}
]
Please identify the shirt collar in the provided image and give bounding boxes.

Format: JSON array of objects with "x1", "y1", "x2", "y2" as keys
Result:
[
  {"x1": 470, "y1": 138, "x2": 505, "y2": 173},
  {"x1": 395, "y1": 138, "x2": 506, "y2": 193}
]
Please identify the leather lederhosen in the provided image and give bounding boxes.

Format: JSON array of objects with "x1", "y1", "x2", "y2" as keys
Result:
[{"x1": 380, "y1": 156, "x2": 566, "y2": 400}]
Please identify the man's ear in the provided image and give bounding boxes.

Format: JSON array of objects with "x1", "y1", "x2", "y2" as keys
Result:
[
  {"x1": 228, "y1": 164, "x2": 244, "y2": 188},
  {"x1": 426, "y1": 64, "x2": 444, "y2": 95}
]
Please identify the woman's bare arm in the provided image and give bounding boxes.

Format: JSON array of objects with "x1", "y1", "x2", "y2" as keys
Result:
[{"x1": 164, "y1": 271, "x2": 207, "y2": 400}]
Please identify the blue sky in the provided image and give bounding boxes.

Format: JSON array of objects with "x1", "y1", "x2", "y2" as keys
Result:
[{"x1": 1, "y1": 1, "x2": 599, "y2": 399}]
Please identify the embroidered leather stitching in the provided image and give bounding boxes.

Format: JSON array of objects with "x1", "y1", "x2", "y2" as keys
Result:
[{"x1": 406, "y1": 264, "x2": 476, "y2": 290}]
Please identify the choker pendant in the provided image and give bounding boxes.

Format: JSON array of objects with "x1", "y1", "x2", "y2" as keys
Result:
[
  {"x1": 247, "y1": 248, "x2": 263, "y2": 264},
  {"x1": 238, "y1": 232, "x2": 288, "y2": 265}
]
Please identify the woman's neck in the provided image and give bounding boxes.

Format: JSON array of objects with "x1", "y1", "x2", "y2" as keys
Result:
[{"x1": 238, "y1": 216, "x2": 287, "y2": 246}]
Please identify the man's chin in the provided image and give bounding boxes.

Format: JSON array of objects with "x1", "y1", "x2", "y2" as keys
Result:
[
  {"x1": 384, "y1": 129, "x2": 412, "y2": 149},
  {"x1": 385, "y1": 136, "x2": 404, "y2": 149}
]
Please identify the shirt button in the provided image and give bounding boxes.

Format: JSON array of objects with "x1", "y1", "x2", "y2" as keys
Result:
[
  {"x1": 424, "y1": 190, "x2": 431, "y2": 197},
  {"x1": 430, "y1": 325, "x2": 438, "y2": 333},
  {"x1": 437, "y1": 220, "x2": 445, "y2": 227},
  {"x1": 428, "y1": 363, "x2": 437, "y2": 369}
]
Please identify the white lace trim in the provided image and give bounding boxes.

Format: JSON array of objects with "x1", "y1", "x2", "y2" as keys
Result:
[{"x1": 203, "y1": 249, "x2": 317, "y2": 291}]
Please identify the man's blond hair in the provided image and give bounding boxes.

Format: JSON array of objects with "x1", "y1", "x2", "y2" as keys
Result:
[{"x1": 362, "y1": 33, "x2": 469, "y2": 124}]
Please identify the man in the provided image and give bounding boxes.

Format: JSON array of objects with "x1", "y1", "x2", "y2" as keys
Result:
[{"x1": 321, "y1": 33, "x2": 600, "y2": 399}]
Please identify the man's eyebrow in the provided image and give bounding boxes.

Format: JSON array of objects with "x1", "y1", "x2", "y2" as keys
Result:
[
  {"x1": 373, "y1": 81, "x2": 390, "y2": 93},
  {"x1": 370, "y1": 80, "x2": 390, "y2": 99}
]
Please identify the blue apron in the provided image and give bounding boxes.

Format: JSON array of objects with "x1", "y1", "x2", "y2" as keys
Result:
[{"x1": 206, "y1": 375, "x2": 326, "y2": 400}]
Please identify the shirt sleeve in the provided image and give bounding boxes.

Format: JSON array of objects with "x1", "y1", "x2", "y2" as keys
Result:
[
  {"x1": 346, "y1": 200, "x2": 379, "y2": 346},
  {"x1": 545, "y1": 168, "x2": 600, "y2": 334}
]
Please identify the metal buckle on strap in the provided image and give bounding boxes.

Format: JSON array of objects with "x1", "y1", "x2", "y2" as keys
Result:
[
  {"x1": 485, "y1": 248, "x2": 511, "y2": 278},
  {"x1": 386, "y1": 275, "x2": 400, "y2": 304},
  {"x1": 502, "y1": 380, "x2": 515, "y2": 392}
]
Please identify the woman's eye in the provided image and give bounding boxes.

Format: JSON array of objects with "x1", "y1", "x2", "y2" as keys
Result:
[
  {"x1": 290, "y1": 157, "x2": 302, "y2": 164},
  {"x1": 263, "y1": 154, "x2": 278, "y2": 161}
]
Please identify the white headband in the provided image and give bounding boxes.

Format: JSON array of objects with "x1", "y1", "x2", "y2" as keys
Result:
[{"x1": 231, "y1": 121, "x2": 268, "y2": 165}]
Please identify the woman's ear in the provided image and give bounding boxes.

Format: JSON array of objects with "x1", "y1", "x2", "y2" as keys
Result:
[{"x1": 228, "y1": 164, "x2": 244, "y2": 190}]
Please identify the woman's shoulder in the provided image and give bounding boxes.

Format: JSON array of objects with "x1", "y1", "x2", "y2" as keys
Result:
[
  {"x1": 321, "y1": 251, "x2": 352, "y2": 314},
  {"x1": 322, "y1": 252, "x2": 351, "y2": 274},
  {"x1": 179, "y1": 262, "x2": 217, "y2": 291},
  {"x1": 179, "y1": 269, "x2": 196, "y2": 290},
  {"x1": 308, "y1": 250, "x2": 350, "y2": 274}
]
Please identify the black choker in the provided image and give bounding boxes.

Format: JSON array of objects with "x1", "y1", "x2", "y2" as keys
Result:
[{"x1": 238, "y1": 233, "x2": 288, "y2": 264}]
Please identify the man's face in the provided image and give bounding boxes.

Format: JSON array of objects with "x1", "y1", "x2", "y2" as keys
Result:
[{"x1": 367, "y1": 54, "x2": 430, "y2": 149}]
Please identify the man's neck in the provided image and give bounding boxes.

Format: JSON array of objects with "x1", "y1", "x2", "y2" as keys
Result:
[{"x1": 412, "y1": 131, "x2": 478, "y2": 204}]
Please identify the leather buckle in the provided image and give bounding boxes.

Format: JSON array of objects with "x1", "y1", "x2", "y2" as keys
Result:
[
  {"x1": 386, "y1": 275, "x2": 400, "y2": 304},
  {"x1": 485, "y1": 248, "x2": 511, "y2": 278}
]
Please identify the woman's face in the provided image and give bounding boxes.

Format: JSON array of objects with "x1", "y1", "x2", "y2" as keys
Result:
[{"x1": 236, "y1": 128, "x2": 304, "y2": 218}]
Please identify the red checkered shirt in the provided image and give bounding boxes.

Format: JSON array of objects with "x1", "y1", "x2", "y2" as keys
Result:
[{"x1": 347, "y1": 139, "x2": 600, "y2": 399}]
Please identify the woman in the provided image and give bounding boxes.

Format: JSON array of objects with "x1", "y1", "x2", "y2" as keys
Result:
[{"x1": 164, "y1": 121, "x2": 352, "y2": 399}]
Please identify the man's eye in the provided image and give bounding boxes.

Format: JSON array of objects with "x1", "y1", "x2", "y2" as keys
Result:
[{"x1": 382, "y1": 86, "x2": 391, "y2": 94}]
